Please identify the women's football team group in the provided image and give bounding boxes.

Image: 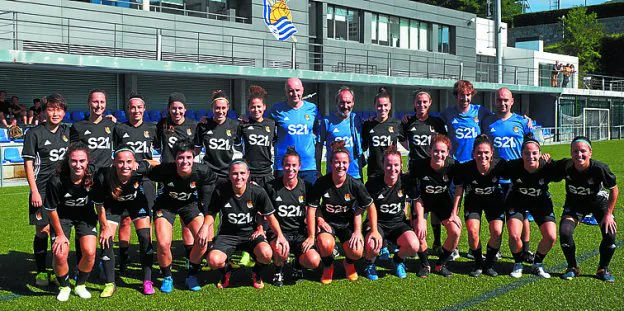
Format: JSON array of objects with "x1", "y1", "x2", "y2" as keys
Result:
[{"x1": 22, "y1": 78, "x2": 618, "y2": 301}]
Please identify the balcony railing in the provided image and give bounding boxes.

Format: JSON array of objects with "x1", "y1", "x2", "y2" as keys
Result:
[{"x1": 0, "y1": 10, "x2": 619, "y2": 90}]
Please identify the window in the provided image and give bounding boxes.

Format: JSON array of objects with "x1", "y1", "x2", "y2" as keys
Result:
[
  {"x1": 347, "y1": 10, "x2": 360, "y2": 42},
  {"x1": 378, "y1": 14, "x2": 389, "y2": 46},
  {"x1": 389, "y1": 16, "x2": 400, "y2": 48},
  {"x1": 371, "y1": 14, "x2": 377, "y2": 43},
  {"x1": 419, "y1": 22, "x2": 428, "y2": 51},
  {"x1": 399, "y1": 18, "x2": 409, "y2": 49},
  {"x1": 438, "y1": 25, "x2": 450, "y2": 53},
  {"x1": 409, "y1": 20, "x2": 419, "y2": 50},
  {"x1": 327, "y1": 5, "x2": 361, "y2": 42},
  {"x1": 371, "y1": 13, "x2": 436, "y2": 52},
  {"x1": 327, "y1": 6, "x2": 334, "y2": 39}
]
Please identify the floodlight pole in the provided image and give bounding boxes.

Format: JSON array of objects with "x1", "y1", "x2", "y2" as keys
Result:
[{"x1": 495, "y1": 0, "x2": 502, "y2": 83}]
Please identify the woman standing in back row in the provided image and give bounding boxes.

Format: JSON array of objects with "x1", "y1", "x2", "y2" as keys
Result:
[{"x1": 240, "y1": 85, "x2": 276, "y2": 188}]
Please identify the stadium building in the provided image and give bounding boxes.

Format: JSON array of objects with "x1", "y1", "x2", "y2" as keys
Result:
[{"x1": 0, "y1": 0, "x2": 622, "y2": 148}]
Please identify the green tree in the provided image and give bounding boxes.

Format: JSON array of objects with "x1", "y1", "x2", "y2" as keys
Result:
[{"x1": 560, "y1": 7, "x2": 604, "y2": 74}]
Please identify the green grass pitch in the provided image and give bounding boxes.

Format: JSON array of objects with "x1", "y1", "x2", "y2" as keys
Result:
[{"x1": 0, "y1": 141, "x2": 623, "y2": 310}]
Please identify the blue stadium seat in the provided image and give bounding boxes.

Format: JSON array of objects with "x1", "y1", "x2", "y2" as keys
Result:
[
  {"x1": 143, "y1": 112, "x2": 152, "y2": 123},
  {"x1": 62, "y1": 113, "x2": 72, "y2": 123},
  {"x1": 71, "y1": 111, "x2": 86, "y2": 122},
  {"x1": 149, "y1": 110, "x2": 162, "y2": 122},
  {"x1": 195, "y1": 109, "x2": 208, "y2": 120},
  {"x1": 185, "y1": 110, "x2": 196, "y2": 121},
  {"x1": 227, "y1": 110, "x2": 237, "y2": 119},
  {"x1": 4, "y1": 147, "x2": 23, "y2": 163},
  {"x1": 0, "y1": 129, "x2": 9, "y2": 143},
  {"x1": 114, "y1": 110, "x2": 128, "y2": 123},
  {"x1": 429, "y1": 111, "x2": 441, "y2": 118}
]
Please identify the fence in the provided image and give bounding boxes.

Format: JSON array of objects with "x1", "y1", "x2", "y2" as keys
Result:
[
  {"x1": 0, "y1": 10, "x2": 576, "y2": 87},
  {"x1": 536, "y1": 125, "x2": 624, "y2": 145}
]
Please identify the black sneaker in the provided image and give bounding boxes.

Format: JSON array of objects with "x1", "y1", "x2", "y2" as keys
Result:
[
  {"x1": 417, "y1": 265, "x2": 431, "y2": 278},
  {"x1": 291, "y1": 268, "x2": 304, "y2": 282},
  {"x1": 273, "y1": 272, "x2": 284, "y2": 287},
  {"x1": 469, "y1": 266, "x2": 482, "y2": 277},
  {"x1": 435, "y1": 264, "x2": 452, "y2": 277},
  {"x1": 523, "y1": 251, "x2": 535, "y2": 264},
  {"x1": 484, "y1": 267, "x2": 499, "y2": 277}
]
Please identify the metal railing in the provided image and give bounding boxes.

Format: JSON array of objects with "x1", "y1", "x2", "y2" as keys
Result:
[
  {"x1": 535, "y1": 125, "x2": 624, "y2": 145},
  {"x1": 582, "y1": 74, "x2": 624, "y2": 92},
  {"x1": 85, "y1": 0, "x2": 250, "y2": 23},
  {"x1": 0, "y1": 9, "x2": 621, "y2": 88}
]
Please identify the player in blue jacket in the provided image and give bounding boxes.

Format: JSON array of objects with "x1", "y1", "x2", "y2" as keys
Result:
[{"x1": 269, "y1": 77, "x2": 321, "y2": 185}]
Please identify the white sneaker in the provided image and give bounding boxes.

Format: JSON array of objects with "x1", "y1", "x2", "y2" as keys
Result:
[
  {"x1": 449, "y1": 249, "x2": 460, "y2": 261},
  {"x1": 74, "y1": 284, "x2": 92, "y2": 299},
  {"x1": 57, "y1": 286, "x2": 71, "y2": 302},
  {"x1": 510, "y1": 263, "x2": 523, "y2": 278},
  {"x1": 532, "y1": 263, "x2": 551, "y2": 279}
]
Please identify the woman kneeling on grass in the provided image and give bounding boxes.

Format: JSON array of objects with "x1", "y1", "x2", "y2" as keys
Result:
[
  {"x1": 45, "y1": 143, "x2": 99, "y2": 301},
  {"x1": 92, "y1": 147, "x2": 157, "y2": 296},
  {"x1": 554, "y1": 136, "x2": 619, "y2": 282},
  {"x1": 452, "y1": 135, "x2": 506, "y2": 277},
  {"x1": 200, "y1": 159, "x2": 288, "y2": 289},
  {"x1": 362, "y1": 145, "x2": 423, "y2": 280},
  {"x1": 504, "y1": 133, "x2": 558, "y2": 279},
  {"x1": 410, "y1": 134, "x2": 460, "y2": 277},
  {"x1": 266, "y1": 147, "x2": 321, "y2": 286},
  {"x1": 308, "y1": 140, "x2": 382, "y2": 284}
]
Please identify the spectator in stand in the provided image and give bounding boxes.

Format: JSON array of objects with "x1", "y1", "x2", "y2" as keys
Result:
[
  {"x1": 0, "y1": 90, "x2": 10, "y2": 127},
  {"x1": 551, "y1": 61, "x2": 561, "y2": 87},
  {"x1": 562, "y1": 64, "x2": 576, "y2": 88},
  {"x1": 10, "y1": 96, "x2": 28, "y2": 125},
  {"x1": 29, "y1": 98, "x2": 44, "y2": 125}
]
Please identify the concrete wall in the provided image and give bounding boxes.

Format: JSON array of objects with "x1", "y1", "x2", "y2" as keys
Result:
[{"x1": 475, "y1": 17, "x2": 507, "y2": 57}]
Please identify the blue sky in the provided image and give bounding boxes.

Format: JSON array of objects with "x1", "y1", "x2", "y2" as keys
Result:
[{"x1": 528, "y1": 0, "x2": 610, "y2": 12}]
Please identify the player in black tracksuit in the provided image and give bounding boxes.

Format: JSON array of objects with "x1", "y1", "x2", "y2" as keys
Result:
[
  {"x1": 112, "y1": 95, "x2": 157, "y2": 272},
  {"x1": 402, "y1": 91, "x2": 448, "y2": 254},
  {"x1": 307, "y1": 140, "x2": 380, "y2": 284},
  {"x1": 264, "y1": 147, "x2": 319, "y2": 286},
  {"x1": 553, "y1": 136, "x2": 619, "y2": 282},
  {"x1": 452, "y1": 135, "x2": 506, "y2": 277},
  {"x1": 503, "y1": 134, "x2": 559, "y2": 279},
  {"x1": 410, "y1": 134, "x2": 459, "y2": 277},
  {"x1": 45, "y1": 143, "x2": 101, "y2": 301},
  {"x1": 154, "y1": 93, "x2": 197, "y2": 263},
  {"x1": 69, "y1": 90, "x2": 115, "y2": 170},
  {"x1": 22, "y1": 93, "x2": 70, "y2": 286},
  {"x1": 69, "y1": 89, "x2": 115, "y2": 281},
  {"x1": 146, "y1": 139, "x2": 217, "y2": 293},
  {"x1": 200, "y1": 159, "x2": 288, "y2": 289},
  {"x1": 154, "y1": 94, "x2": 197, "y2": 164},
  {"x1": 195, "y1": 90, "x2": 242, "y2": 185},
  {"x1": 92, "y1": 148, "x2": 156, "y2": 296},
  {"x1": 361, "y1": 88, "x2": 405, "y2": 179},
  {"x1": 363, "y1": 146, "x2": 422, "y2": 280},
  {"x1": 240, "y1": 85, "x2": 276, "y2": 188}
]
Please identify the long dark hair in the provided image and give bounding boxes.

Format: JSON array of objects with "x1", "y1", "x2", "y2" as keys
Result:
[
  {"x1": 109, "y1": 147, "x2": 136, "y2": 200},
  {"x1": 58, "y1": 142, "x2": 94, "y2": 189}
]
